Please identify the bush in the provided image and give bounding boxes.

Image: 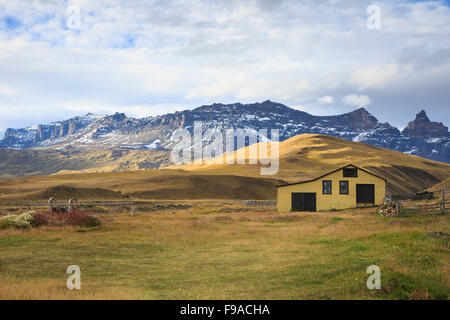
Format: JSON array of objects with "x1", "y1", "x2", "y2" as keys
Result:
[
  {"x1": 0, "y1": 210, "x2": 101, "y2": 229},
  {"x1": 0, "y1": 212, "x2": 35, "y2": 229},
  {"x1": 33, "y1": 210, "x2": 101, "y2": 228}
]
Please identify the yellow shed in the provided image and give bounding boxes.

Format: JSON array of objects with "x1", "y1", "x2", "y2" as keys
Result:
[{"x1": 277, "y1": 164, "x2": 387, "y2": 212}]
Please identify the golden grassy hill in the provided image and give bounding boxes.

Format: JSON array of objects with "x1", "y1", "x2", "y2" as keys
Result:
[
  {"x1": 0, "y1": 169, "x2": 284, "y2": 203},
  {"x1": 428, "y1": 177, "x2": 450, "y2": 192},
  {"x1": 172, "y1": 134, "x2": 450, "y2": 195},
  {"x1": 0, "y1": 134, "x2": 448, "y2": 202},
  {"x1": 0, "y1": 148, "x2": 170, "y2": 179}
]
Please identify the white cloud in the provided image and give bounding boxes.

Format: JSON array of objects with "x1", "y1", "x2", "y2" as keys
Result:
[
  {"x1": 342, "y1": 94, "x2": 372, "y2": 108},
  {"x1": 64, "y1": 101, "x2": 182, "y2": 118},
  {"x1": 350, "y1": 64, "x2": 400, "y2": 90},
  {"x1": 0, "y1": 0, "x2": 448, "y2": 130},
  {"x1": 317, "y1": 96, "x2": 334, "y2": 104}
]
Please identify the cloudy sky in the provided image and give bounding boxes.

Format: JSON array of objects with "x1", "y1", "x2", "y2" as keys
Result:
[{"x1": 0, "y1": 0, "x2": 449, "y2": 136}]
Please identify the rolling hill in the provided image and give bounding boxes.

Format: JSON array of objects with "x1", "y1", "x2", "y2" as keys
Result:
[
  {"x1": 0, "y1": 134, "x2": 448, "y2": 202},
  {"x1": 0, "y1": 169, "x2": 284, "y2": 202},
  {"x1": 0, "y1": 148, "x2": 170, "y2": 179},
  {"x1": 428, "y1": 177, "x2": 450, "y2": 192},
  {"x1": 174, "y1": 134, "x2": 450, "y2": 195}
]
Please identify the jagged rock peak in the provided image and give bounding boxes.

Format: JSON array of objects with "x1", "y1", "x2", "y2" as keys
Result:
[
  {"x1": 110, "y1": 112, "x2": 127, "y2": 122},
  {"x1": 403, "y1": 110, "x2": 448, "y2": 138},
  {"x1": 415, "y1": 110, "x2": 430, "y2": 122},
  {"x1": 342, "y1": 107, "x2": 378, "y2": 129},
  {"x1": 348, "y1": 107, "x2": 374, "y2": 117}
]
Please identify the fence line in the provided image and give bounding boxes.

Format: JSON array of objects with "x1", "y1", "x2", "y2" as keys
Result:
[
  {"x1": 0, "y1": 198, "x2": 136, "y2": 216},
  {"x1": 243, "y1": 200, "x2": 277, "y2": 207},
  {"x1": 382, "y1": 189, "x2": 447, "y2": 217},
  {"x1": 391, "y1": 192, "x2": 434, "y2": 201}
]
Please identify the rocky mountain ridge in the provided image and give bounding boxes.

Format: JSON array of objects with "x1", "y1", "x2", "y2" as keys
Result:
[{"x1": 0, "y1": 101, "x2": 448, "y2": 163}]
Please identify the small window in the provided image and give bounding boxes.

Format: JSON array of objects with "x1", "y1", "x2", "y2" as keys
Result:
[
  {"x1": 340, "y1": 181, "x2": 349, "y2": 194},
  {"x1": 343, "y1": 167, "x2": 357, "y2": 177},
  {"x1": 323, "y1": 180, "x2": 332, "y2": 194}
]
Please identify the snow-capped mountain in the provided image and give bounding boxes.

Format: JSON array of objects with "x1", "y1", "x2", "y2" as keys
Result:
[{"x1": 0, "y1": 100, "x2": 448, "y2": 163}]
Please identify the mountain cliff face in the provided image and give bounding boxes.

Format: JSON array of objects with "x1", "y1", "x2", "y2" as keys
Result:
[
  {"x1": 403, "y1": 110, "x2": 449, "y2": 138},
  {"x1": 0, "y1": 101, "x2": 448, "y2": 163},
  {"x1": 0, "y1": 114, "x2": 104, "y2": 149}
]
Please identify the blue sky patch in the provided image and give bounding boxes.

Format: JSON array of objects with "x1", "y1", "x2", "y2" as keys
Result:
[{"x1": 2, "y1": 15, "x2": 21, "y2": 30}]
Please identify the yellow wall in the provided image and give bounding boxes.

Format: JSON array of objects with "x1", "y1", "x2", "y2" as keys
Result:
[{"x1": 277, "y1": 167, "x2": 386, "y2": 212}]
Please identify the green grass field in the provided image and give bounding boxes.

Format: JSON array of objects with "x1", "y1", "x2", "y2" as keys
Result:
[{"x1": 0, "y1": 202, "x2": 448, "y2": 299}]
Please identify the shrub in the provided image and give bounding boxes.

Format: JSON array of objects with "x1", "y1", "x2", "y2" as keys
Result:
[
  {"x1": 33, "y1": 210, "x2": 101, "y2": 228},
  {"x1": 0, "y1": 212, "x2": 34, "y2": 229}
]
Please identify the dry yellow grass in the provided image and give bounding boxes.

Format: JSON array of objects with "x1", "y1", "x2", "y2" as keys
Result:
[
  {"x1": 173, "y1": 134, "x2": 450, "y2": 194},
  {"x1": 0, "y1": 147, "x2": 170, "y2": 179},
  {"x1": 0, "y1": 277, "x2": 137, "y2": 300},
  {"x1": 0, "y1": 202, "x2": 448, "y2": 299},
  {"x1": 0, "y1": 169, "x2": 284, "y2": 202},
  {"x1": 429, "y1": 177, "x2": 450, "y2": 191},
  {"x1": 0, "y1": 134, "x2": 448, "y2": 203}
]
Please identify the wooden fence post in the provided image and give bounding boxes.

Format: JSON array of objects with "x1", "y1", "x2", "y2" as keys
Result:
[
  {"x1": 131, "y1": 205, "x2": 135, "y2": 216},
  {"x1": 48, "y1": 197, "x2": 56, "y2": 213},
  {"x1": 442, "y1": 190, "x2": 446, "y2": 215}
]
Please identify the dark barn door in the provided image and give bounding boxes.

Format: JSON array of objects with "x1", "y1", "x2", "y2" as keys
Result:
[
  {"x1": 356, "y1": 184, "x2": 375, "y2": 205},
  {"x1": 291, "y1": 193, "x2": 316, "y2": 212}
]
